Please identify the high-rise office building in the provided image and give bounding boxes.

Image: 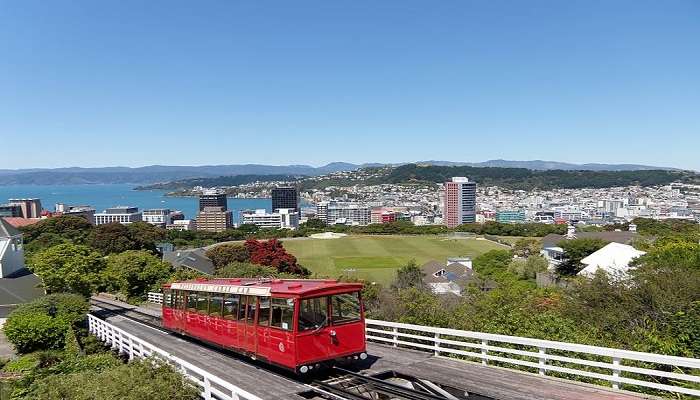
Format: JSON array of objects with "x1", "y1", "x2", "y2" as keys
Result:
[
  {"x1": 199, "y1": 189, "x2": 227, "y2": 211},
  {"x1": 196, "y1": 206, "x2": 233, "y2": 232},
  {"x1": 443, "y1": 177, "x2": 477, "y2": 228},
  {"x1": 8, "y1": 198, "x2": 42, "y2": 218},
  {"x1": 271, "y1": 187, "x2": 299, "y2": 213}
]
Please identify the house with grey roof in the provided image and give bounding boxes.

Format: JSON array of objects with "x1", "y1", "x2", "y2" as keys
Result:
[
  {"x1": 421, "y1": 258, "x2": 489, "y2": 296},
  {"x1": 0, "y1": 218, "x2": 24, "y2": 278},
  {"x1": 0, "y1": 218, "x2": 44, "y2": 317},
  {"x1": 540, "y1": 224, "x2": 639, "y2": 270}
]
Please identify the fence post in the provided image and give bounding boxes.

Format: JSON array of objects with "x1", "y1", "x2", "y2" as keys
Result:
[
  {"x1": 538, "y1": 347, "x2": 546, "y2": 376},
  {"x1": 611, "y1": 357, "x2": 621, "y2": 390},
  {"x1": 434, "y1": 333, "x2": 441, "y2": 356},
  {"x1": 481, "y1": 340, "x2": 488, "y2": 366},
  {"x1": 203, "y1": 377, "x2": 212, "y2": 400},
  {"x1": 392, "y1": 327, "x2": 399, "y2": 347}
]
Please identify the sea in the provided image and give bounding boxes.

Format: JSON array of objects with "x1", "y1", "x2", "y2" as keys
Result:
[{"x1": 0, "y1": 184, "x2": 271, "y2": 223}]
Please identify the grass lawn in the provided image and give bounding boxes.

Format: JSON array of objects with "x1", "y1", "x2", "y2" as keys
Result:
[{"x1": 282, "y1": 235, "x2": 507, "y2": 285}]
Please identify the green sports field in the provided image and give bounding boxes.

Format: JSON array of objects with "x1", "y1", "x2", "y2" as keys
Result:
[{"x1": 282, "y1": 235, "x2": 508, "y2": 284}]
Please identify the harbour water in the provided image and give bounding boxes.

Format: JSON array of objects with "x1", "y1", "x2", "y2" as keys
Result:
[{"x1": 0, "y1": 184, "x2": 271, "y2": 223}]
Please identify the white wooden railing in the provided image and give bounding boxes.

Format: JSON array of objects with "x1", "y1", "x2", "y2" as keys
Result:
[
  {"x1": 365, "y1": 319, "x2": 700, "y2": 397},
  {"x1": 146, "y1": 292, "x2": 700, "y2": 397},
  {"x1": 148, "y1": 292, "x2": 164, "y2": 304},
  {"x1": 87, "y1": 314, "x2": 263, "y2": 400}
]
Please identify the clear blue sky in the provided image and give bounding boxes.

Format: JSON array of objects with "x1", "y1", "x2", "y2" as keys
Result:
[{"x1": 1, "y1": 1, "x2": 699, "y2": 170}]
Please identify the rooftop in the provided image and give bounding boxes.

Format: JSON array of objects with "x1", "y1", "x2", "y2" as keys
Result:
[{"x1": 167, "y1": 278, "x2": 363, "y2": 296}]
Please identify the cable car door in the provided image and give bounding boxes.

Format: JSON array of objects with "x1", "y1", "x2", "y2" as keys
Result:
[{"x1": 243, "y1": 295, "x2": 257, "y2": 354}]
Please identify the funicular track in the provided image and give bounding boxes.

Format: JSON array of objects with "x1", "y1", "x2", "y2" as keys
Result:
[{"x1": 89, "y1": 298, "x2": 473, "y2": 400}]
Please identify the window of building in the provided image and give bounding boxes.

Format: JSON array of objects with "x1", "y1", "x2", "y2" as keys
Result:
[
  {"x1": 258, "y1": 297, "x2": 270, "y2": 326},
  {"x1": 271, "y1": 298, "x2": 294, "y2": 330},
  {"x1": 298, "y1": 297, "x2": 328, "y2": 331},
  {"x1": 330, "y1": 292, "x2": 361, "y2": 324},
  {"x1": 196, "y1": 292, "x2": 209, "y2": 315},
  {"x1": 210, "y1": 294, "x2": 223, "y2": 317},
  {"x1": 186, "y1": 292, "x2": 197, "y2": 312},
  {"x1": 223, "y1": 294, "x2": 239, "y2": 320}
]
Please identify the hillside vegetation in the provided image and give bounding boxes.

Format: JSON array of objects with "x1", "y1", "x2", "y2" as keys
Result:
[{"x1": 378, "y1": 164, "x2": 699, "y2": 190}]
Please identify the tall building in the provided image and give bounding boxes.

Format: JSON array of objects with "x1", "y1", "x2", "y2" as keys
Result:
[
  {"x1": 199, "y1": 189, "x2": 227, "y2": 211},
  {"x1": 443, "y1": 177, "x2": 477, "y2": 228},
  {"x1": 316, "y1": 201, "x2": 329, "y2": 223},
  {"x1": 8, "y1": 198, "x2": 42, "y2": 218},
  {"x1": 94, "y1": 206, "x2": 142, "y2": 225},
  {"x1": 196, "y1": 207, "x2": 232, "y2": 232},
  {"x1": 271, "y1": 187, "x2": 299, "y2": 213}
]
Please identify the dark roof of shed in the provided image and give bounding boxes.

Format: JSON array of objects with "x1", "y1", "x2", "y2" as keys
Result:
[
  {"x1": 541, "y1": 231, "x2": 638, "y2": 248},
  {"x1": 163, "y1": 248, "x2": 215, "y2": 275}
]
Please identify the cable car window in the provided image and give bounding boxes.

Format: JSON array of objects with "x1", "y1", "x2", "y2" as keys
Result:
[
  {"x1": 271, "y1": 298, "x2": 294, "y2": 330},
  {"x1": 237, "y1": 295, "x2": 247, "y2": 321},
  {"x1": 298, "y1": 297, "x2": 328, "y2": 331},
  {"x1": 186, "y1": 291, "x2": 197, "y2": 312},
  {"x1": 223, "y1": 294, "x2": 238, "y2": 320},
  {"x1": 163, "y1": 289, "x2": 172, "y2": 307},
  {"x1": 210, "y1": 294, "x2": 223, "y2": 317},
  {"x1": 244, "y1": 295, "x2": 257, "y2": 325},
  {"x1": 177, "y1": 290, "x2": 185, "y2": 310},
  {"x1": 331, "y1": 292, "x2": 361, "y2": 324},
  {"x1": 196, "y1": 292, "x2": 209, "y2": 315},
  {"x1": 258, "y1": 297, "x2": 270, "y2": 326}
]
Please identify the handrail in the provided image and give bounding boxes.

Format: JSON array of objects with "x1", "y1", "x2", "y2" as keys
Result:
[
  {"x1": 146, "y1": 291, "x2": 700, "y2": 396},
  {"x1": 87, "y1": 314, "x2": 263, "y2": 400},
  {"x1": 365, "y1": 319, "x2": 700, "y2": 397}
]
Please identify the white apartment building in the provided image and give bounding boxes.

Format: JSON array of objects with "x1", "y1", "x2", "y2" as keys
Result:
[
  {"x1": 94, "y1": 206, "x2": 142, "y2": 225},
  {"x1": 241, "y1": 209, "x2": 299, "y2": 229},
  {"x1": 166, "y1": 219, "x2": 196, "y2": 231},
  {"x1": 324, "y1": 203, "x2": 371, "y2": 226},
  {"x1": 142, "y1": 209, "x2": 171, "y2": 226}
]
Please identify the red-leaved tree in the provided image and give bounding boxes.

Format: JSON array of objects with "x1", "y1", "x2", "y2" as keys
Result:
[{"x1": 244, "y1": 239, "x2": 306, "y2": 275}]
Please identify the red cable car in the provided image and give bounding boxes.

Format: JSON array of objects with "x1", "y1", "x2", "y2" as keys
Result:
[{"x1": 161, "y1": 278, "x2": 367, "y2": 373}]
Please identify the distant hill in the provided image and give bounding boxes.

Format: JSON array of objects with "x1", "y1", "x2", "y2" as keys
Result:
[
  {"x1": 0, "y1": 159, "x2": 687, "y2": 186},
  {"x1": 135, "y1": 174, "x2": 305, "y2": 191},
  {"x1": 381, "y1": 164, "x2": 699, "y2": 190},
  {"x1": 0, "y1": 163, "x2": 365, "y2": 185},
  {"x1": 417, "y1": 159, "x2": 680, "y2": 171}
]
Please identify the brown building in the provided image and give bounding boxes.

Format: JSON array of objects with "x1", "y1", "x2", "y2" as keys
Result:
[{"x1": 196, "y1": 206, "x2": 232, "y2": 232}]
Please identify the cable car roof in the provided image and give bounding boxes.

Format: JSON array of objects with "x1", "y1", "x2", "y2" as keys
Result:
[{"x1": 168, "y1": 278, "x2": 363, "y2": 297}]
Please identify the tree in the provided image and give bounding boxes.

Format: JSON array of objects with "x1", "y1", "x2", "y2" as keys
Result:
[
  {"x1": 88, "y1": 223, "x2": 138, "y2": 254},
  {"x1": 512, "y1": 238, "x2": 541, "y2": 258},
  {"x1": 508, "y1": 255, "x2": 548, "y2": 280},
  {"x1": 20, "y1": 215, "x2": 94, "y2": 245},
  {"x1": 244, "y1": 239, "x2": 306, "y2": 275},
  {"x1": 214, "y1": 262, "x2": 283, "y2": 278},
  {"x1": 126, "y1": 222, "x2": 167, "y2": 252},
  {"x1": 205, "y1": 243, "x2": 250, "y2": 269},
  {"x1": 302, "y1": 218, "x2": 326, "y2": 229},
  {"x1": 556, "y1": 238, "x2": 608, "y2": 276},
  {"x1": 102, "y1": 250, "x2": 174, "y2": 300},
  {"x1": 3, "y1": 294, "x2": 89, "y2": 353},
  {"x1": 28, "y1": 243, "x2": 105, "y2": 296},
  {"x1": 391, "y1": 260, "x2": 426, "y2": 291},
  {"x1": 26, "y1": 358, "x2": 199, "y2": 400},
  {"x1": 473, "y1": 250, "x2": 513, "y2": 280}
]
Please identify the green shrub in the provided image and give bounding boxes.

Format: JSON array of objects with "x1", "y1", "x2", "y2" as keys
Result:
[
  {"x1": 3, "y1": 294, "x2": 89, "y2": 354},
  {"x1": 26, "y1": 358, "x2": 199, "y2": 400},
  {"x1": 2, "y1": 353, "x2": 41, "y2": 373}
]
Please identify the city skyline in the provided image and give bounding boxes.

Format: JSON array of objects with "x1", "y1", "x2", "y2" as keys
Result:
[{"x1": 2, "y1": 1, "x2": 699, "y2": 170}]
